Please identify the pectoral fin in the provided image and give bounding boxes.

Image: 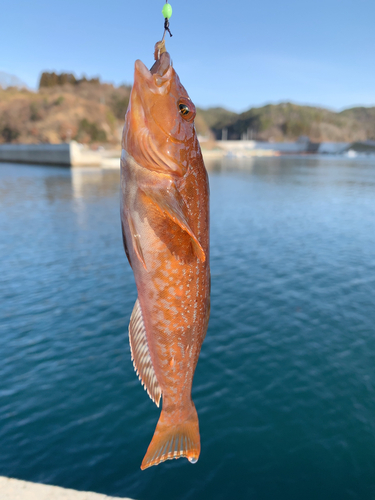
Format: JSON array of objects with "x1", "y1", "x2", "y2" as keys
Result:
[
  {"x1": 142, "y1": 183, "x2": 206, "y2": 263},
  {"x1": 124, "y1": 210, "x2": 147, "y2": 271},
  {"x1": 121, "y1": 219, "x2": 132, "y2": 268}
]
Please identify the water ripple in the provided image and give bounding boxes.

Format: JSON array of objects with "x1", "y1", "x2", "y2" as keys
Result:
[{"x1": 1, "y1": 158, "x2": 375, "y2": 499}]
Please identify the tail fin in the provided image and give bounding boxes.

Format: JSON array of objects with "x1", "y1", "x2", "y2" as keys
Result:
[{"x1": 141, "y1": 403, "x2": 200, "y2": 470}]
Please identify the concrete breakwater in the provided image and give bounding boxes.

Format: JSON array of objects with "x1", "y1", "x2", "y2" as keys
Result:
[
  {"x1": 0, "y1": 142, "x2": 103, "y2": 167},
  {"x1": 0, "y1": 476, "x2": 134, "y2": 500},
  {"x1": 0, "y1": 139, "x2": 365, "y2": 169},
  {"x1": 0, "y1": 142, "x2": 280, "y2": 168},
  {"x1": 0, "y1": 142, "x2": 225, "y2": 168}
]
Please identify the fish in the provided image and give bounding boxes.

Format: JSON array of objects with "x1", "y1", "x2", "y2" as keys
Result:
[{"x1": 120, "y1": 41, "x2": 210, "y2": 470}]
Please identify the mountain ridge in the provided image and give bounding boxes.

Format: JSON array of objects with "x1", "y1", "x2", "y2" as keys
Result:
[
  {"x1": 199, "y1": 102, "x2": 375, "y2": 142},
  {"x1": 0, "y1": 72, "x2": 374, "y2": 144}
]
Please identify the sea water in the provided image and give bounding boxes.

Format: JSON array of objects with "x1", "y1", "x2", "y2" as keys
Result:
[{"x1": 0, "y1": 156, "x2": 375, "y2": 500}]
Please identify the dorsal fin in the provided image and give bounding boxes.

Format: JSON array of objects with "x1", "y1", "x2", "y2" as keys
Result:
[{"x1": 129, "y1": 299, "x2": 161, "y2": 406}]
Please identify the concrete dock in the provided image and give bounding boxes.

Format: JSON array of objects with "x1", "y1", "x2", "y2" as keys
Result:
[
  {"x1": 0, "y1": 142, "x2": 103, "y2": 167},
  {"x1": 0, "y1": 140, "x2": 357, "y2": 169},
  {"x1": 0, "y1": 477, "x2": 133, "y2": 500}
]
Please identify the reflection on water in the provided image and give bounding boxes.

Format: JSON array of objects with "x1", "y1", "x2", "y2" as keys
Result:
[
  {"x1": 1, "y1": 157, "x2": 375, "y2": 500},
  {"x1": 71, "y1": 168, "x2": 120, "y2": 200}
]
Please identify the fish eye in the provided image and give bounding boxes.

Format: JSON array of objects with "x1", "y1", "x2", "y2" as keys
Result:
[
  {"x1": 179, "y1": 103, "x2": 190, "y2": 116},
  {"x1": 177, "y1": 98, "x2": 196, "y2": 122}
]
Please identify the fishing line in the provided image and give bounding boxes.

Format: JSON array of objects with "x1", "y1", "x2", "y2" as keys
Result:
[{"x1": 161, "y1": 1, "x2": 173, "y2": 41}]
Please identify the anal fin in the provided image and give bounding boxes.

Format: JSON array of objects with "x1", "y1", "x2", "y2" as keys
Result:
[{"x1": 129, "y1": 299, "x2": 161, "y2": 406}]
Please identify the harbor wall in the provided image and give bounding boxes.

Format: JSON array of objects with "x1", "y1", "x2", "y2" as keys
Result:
[
  {"x1": 0, "y1": 142, "x2": 102, "y2": 167},
  {"x1": 0, "y1": 476, "x2": 133, "y2": 500},
  {"x1": 0, "y1": 143, "x2": 71, "y2": 165}
]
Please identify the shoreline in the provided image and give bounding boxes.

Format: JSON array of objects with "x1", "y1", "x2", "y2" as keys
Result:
[
  {"x1": 0, "y1": 140, "x2": 371, "y2": 169},
  {"x1": 0, "y1": 476, "x2": 134, "y2": 500}
]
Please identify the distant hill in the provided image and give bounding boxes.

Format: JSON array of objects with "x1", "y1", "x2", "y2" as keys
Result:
[
  {"x1": 0, "y1": 72, "x2": 131, "y2": 144},
  {"x1": 197, "y1": 107, "x2": 238, "y2": 131},
  {"x1": 39, "y1": 71, "x2": 101, "y2": 88},
  {"x1": 339, "y1": 107, "x2": 375, "y2": 140},
  {"x1": 0, "y1": 71, "x2": 28, "y2": 89},
  {"x1": 199, "y1": 102, "x2": 374, "y2": 142},
  {"x1": 1, "y1": 71, "x2": 375, "y2": 144}
]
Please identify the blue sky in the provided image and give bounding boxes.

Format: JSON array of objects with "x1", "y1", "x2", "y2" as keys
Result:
[{"x1": 1, "y1": 0, "x2": 374, "y2": 112}]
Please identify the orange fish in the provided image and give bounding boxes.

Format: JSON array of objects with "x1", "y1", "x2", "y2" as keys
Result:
[{"x1": 120, "y1": 42, "x2": 210, "y2": 470}]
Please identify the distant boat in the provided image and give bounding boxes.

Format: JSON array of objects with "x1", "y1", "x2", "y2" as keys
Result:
[{"x1": 345, "y1": 150, "x2": 358, "y2": 158}]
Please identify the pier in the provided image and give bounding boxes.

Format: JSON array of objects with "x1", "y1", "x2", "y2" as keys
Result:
[
  {"x1": 0, "y1": 142, "x2": 103, "y2": 167},
  {"x1": 0, "y1": 476, "x2": 133, "y2": 500}
]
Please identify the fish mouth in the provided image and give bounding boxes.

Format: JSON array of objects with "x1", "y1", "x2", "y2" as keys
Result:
[
  {"x1": 134, "y1": 52, "x2": 172, "y2": 82},
  {"x1": 150, "y1": 52, "x2": 171, "y2": 76}
]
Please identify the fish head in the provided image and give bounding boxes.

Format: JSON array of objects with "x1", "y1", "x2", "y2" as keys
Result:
[{"x1": 123, "y1": 51, "x2": 197, "y2": 176}]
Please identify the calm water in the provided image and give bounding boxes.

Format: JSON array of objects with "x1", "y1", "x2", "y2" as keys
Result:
[{"x1": 1, "y1": 156, "x2": 375, "y2": 500}]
